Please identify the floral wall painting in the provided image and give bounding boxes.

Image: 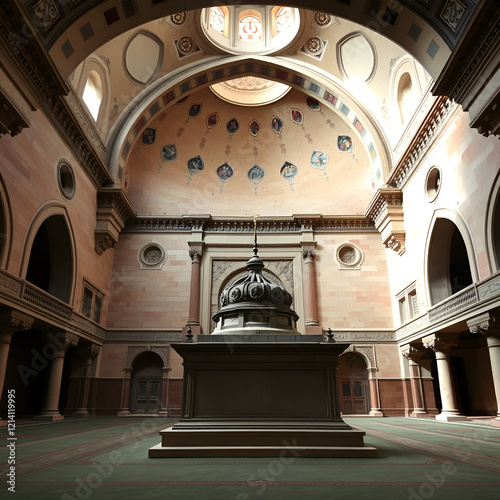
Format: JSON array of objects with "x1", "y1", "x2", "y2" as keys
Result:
[
  {"x1": 207, "y1": 112, "x2": 219, "y2": 128},
  {"x1": 290, "y1": 108, "x2": 304, "y2": 125},
  {"x1": 142, "y1": 128, "x2": 156, "y2": 145},
  {"x1": 227, "y1": 118, "x2": 239, "y2": 135},
  {"x1": 188, "y1": 103, "x2": 201, "y2": 118},
  {"x1": 271, "y1": 116, "x2": 283, "y2": 134},
  {"x1": 161, "y1": 144, "x2": 177, "y2": 161},
  {"x1": 306, "y1": 97, "x2": 320, "y2": 111},
  {"x1": 310, "y1": 150, "x2": 328, "y2": 169},
  {"x1": 187, "y1": 155, "x2": 204, "y2": 174},
  {"x1": 338, "y1": 135, "x2": 353, "y2": 153},
  {"x1": 249, "y1": 119, "x2": 261, "y2": 137}
]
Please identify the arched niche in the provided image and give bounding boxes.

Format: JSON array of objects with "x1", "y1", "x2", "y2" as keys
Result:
[
  {"x1": 21, "y1": 204, "x2": 77, "y2": 304},
  {"x1": 486, "y1": 170, "x2": 500, "y2": 273},
  {"x1": 0, "y1": 174, "x2": 12, "y2": 269},
  {"x1": 130, "y1": 351, "x2": 163, "y2": 414},
  {"x1": 425, "y1": 210, "x2": 478, "y2": 306},
  {"x1": 337, "y1": 351, "x2": 369, "y2": 415}
]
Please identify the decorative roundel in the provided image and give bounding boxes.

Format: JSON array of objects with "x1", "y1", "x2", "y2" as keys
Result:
[
  {"x1": 425, "y1": 166, "x2": 442, "y2": 202},
  {"x1": 305, "y1": 37, "x2": 324, "y2": 55},
  {"x1": 314, "y1": 12, "x2": 333, "y2": 28},
  {"x1": 177, "y1": 36, "x2": 195, "y2": 55},
  {"x1": 170, "y1": 12, "x2": 187, "y2": 27},
  {"x1": 335, "y1": 243, "x2": 364, "y2": 269},
  {"x1": 249, "y1": 283, "x2": 265, "y2": 300},
  {"x1": 230, "y1": 287, "x2": 242, "y2": 302},
  {"x1": 138, "y1": 243, "x2": 167, "y2": 269},
  {"x1": 57, "y1": 161, "x2": 76, "y2": 199},
  {"x1": 270, "y1": 285, "x2": 285, "y2": 304}
]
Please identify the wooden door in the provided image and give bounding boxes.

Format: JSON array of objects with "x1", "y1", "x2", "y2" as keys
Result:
[
  {"x1": 339, "y1": 380, "x2": 367, "y2": 414},
  {"x1": 134, "y1": 379, "x2": 161, "y2": 414}
]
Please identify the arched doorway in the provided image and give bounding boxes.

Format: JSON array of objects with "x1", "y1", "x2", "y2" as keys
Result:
[
  {"x1": 25, "y1": 215, "x2": 73, "y2": 303},
  {"x1": 130, "y1": 352, "x2": 163, "y2": 414},
  {"x1": 427, "y1": 217, "x2": 474, "y2": 305},
  {"x1": 337, "y1": 352, "x2": 369, "y2": 415}
]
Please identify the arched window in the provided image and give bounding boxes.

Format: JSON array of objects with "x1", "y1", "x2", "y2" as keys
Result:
[
  {"x1": 25, "y1": 215, "x2": 74, "y2": 303},
  {"x1": 82, "y1": 70, "x2": 102, "y2": 121},
  {"x1": 492, "y1": 186, "x2": 500, "y2": 271},
  {"x1": 210, "y1": 6, "x2": 226, "y2": 35},
  {"x1": 239, "y1": 12, "x2": 262, "y2": 41},
  {"x1": 397, "y1": 72, "x2": 414, "y2": 124}
]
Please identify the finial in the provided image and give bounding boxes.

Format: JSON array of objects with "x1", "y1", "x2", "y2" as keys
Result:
[
  {"x1": 185, "y1": 326, "x2": 193, "y2": 343},
  {"x1": 327, "y1": 328, "x2": 335, "y2": 343},
  {"x1": 253, "y1": 211, "x2": 259, "y2": 256}
]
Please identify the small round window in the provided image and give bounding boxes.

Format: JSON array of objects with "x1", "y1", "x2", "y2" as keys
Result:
[
  {"x1": 335, "y1": 243, "x2": 364, "y2": 269},
  {"x1": 425, "y1": 166, "x2": 441, "y2": 202},
  {"x1": 57, "y1": 161, "x2": 76, "y2": 199},
  {"x1": 138, "y1": 243, "x2": 167, "y2": 269}
]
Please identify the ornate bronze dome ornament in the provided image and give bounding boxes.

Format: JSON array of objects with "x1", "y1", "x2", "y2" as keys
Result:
[{"x1": 213, "y1": 215, "x2": 299, "y2": 335}]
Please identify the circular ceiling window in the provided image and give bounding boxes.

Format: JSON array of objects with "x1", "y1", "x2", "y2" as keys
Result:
[
  {"x1": 124, "y1": 31, "x2": 163, "y2": 86},
  {"x1": 338, "y1": 33, "x2": 376, "y2": 83},
  {"x1": 201, "y1": 6, "x2": 300, "y2": 55},
  {"x1": 210, "y1": 76, "x2": 291, "y2": 106}
]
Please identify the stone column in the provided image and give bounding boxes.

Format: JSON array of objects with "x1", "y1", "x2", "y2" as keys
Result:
[
  {"x1": 401, "y1": 345, "x2": 428, "y2": 418},
  {"x1": 158, "y1": 367, "x2": 171, "y2": 417},
  {"x1": 37, "y1": 332, "x2": 79, "y2": 421},
  {"x1": 467, "y1": 313, "x2": 500, "y2": 426},
  {"x1": 301, "y1": 243, "x2": 321, "y2": 334},
  {"x1": 187, "y1": 242, "x2": 204, "y2": 334},
  {"x1": 73, "y1": 344, "x2": 100, "y2": 418},
  {"x1": 118, "y1": 368, "x2": 133, "y2": 416},
  {"x1": 422, "y1": 334, "x2": 467, "y2": 421},
  {"x1": 368, "y1": 369, "x2": 384, "y2": 417},
  {"x1": 0, "y1": 311, "x2": 34, "y2": 424}
]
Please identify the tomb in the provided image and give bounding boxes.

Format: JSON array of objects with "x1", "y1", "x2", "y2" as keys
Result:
[{"x1": 149, "y1": 241, "x2": 376, "y2": 458}]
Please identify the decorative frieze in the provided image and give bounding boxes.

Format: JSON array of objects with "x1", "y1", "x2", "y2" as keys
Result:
[
  {"x1": 329, "y1": 331, "x2": 395, "y2": 342},
  {"x1": 107, "y1": 331, "x2": 182, "y2": 343},
  {"x1": 125, "y1": 216, "x2": 376, "y2": 234},
  {"x1": 428, "y1": 286, "x2": 478, "y2": 322}
]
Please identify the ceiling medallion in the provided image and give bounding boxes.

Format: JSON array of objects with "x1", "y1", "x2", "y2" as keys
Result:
[
  {"x1": 170, "y1": 12, "x2": 187, "y2": 27},
  {"x1": 305, "y1": 37, "x2": 324, "y2": 55},
  {"x1": 177, "y1": 36, "x2": 195, "y2": 55},
  {"x1": 314, "y1": 12, "x2": 333, "y2": 28}
]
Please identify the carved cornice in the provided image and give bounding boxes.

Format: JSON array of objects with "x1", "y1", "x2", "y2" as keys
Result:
[
  {"x1": 422, "y1": 333, "x2": 459, "y2": 352},
  {"x1": 388, "y1": 96, "x2": 455, "y2": 189},
  {"x1": 125, "y1": 216, "x2": 376, "y2": 234},
  {"x1": 0, "y1": 3, "x2": 113, "y2": 187},
  {"x1": 97, "y1": 188, "x2": 136, "y2": 222}
]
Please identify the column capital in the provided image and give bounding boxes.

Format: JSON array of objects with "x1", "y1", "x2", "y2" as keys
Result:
[
  {"x1": 44, "y1": 332, "x2": 79, "y2": 355},
  {"x1": 467, "y1": 312, "x2": 498, "y2": 336},
  {"x1": 80, "y1": 343, "x2": 101, "y2": 362},
  {"x1": 0, "y1": 309, "x2": 34, "y2": 334},
  {"x1": 401, "y1": 344, "x2": 425, "y2": 363},
  {"x1": 188, "y1": 242, "x2": 204, "y2": 261},
  {"x1": 301, "y1": 242, "x2": 317, "y2": 261},
  {"x1": 422, "y1": 333, "x2": 459, "y2": 352}
]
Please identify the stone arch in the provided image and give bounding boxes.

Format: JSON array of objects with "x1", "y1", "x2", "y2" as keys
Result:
[
  {"x1": 48, "y1": 4, "x2": 456, "y2": 82},
  {"x1": 424, "y1": 209, "x2": 478, "y2": 306},
  {"x1": 107, "y1": 56, "x2": 393, "y2": 184},
  {"x1": 130, "y1": 351, "x2": 164, "y2": 415},
  {"x1": 0, "y1": 173, "x2": 13, "y2": 269},
  {"x1": 210, "y1": 258, "x2": 294, "y2": 331},
  {"x1": 337, "y1": 350, "x2": 370, "y2": 415},
  {"x1": 20, "y1": 203, "x2": 77, "y2": 304},
  {"x1": 125, "y1": 345, "x2": 170, "y2": 370},
  {"x1": 485, "y1": 168, "x2": 500, "y2": 273}
]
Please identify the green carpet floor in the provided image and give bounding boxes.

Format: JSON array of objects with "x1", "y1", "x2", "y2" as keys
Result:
[{"x1": 1, "y1": 416, "x2": 499, "y2": 499}]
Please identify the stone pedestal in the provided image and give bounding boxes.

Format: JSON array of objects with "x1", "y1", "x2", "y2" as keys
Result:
[{"x1": 149, "y1": 335, "x2": 376, "y2": 458}]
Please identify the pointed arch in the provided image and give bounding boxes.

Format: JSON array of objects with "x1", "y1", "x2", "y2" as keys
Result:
[{"x1": 485, "y1": 169, "x2": 500, "y2": 273}]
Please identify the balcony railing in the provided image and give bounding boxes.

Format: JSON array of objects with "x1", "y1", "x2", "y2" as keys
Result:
[
  {"x1": 428, "y1": 285, "x2": 479, "y2": 322},
  {"x1": 22, "y1": 282, "x2": 73, "y2": 320}
]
